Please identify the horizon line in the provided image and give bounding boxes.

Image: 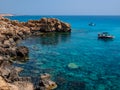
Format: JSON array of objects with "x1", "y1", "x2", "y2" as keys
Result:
[
  {"x1": 10, "y1": 14, "x2": 120, "y2": 16},
  {"x1": 1, "y1": 13, "x2": 120, "y2": 16}
]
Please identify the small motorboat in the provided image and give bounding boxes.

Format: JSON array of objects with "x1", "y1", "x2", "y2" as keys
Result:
[
  {"x1": 98, "y1": 32, "x2": 114, "y2": 39},
  {"x1": 89, "y1": 22, "x2": 96, "y2": 26}
]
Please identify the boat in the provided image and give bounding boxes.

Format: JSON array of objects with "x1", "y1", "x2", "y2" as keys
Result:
[
  {"x1": 98, "y1": 32, "x2": 114, "y2": 39},
  {"x1": 89, "y1": 22, "x2": 96, "y2": 26}
]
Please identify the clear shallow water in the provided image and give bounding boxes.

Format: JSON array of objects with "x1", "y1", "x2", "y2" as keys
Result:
[{"x1": 8, "y1": 16, "x2": 120, "y2": 90}]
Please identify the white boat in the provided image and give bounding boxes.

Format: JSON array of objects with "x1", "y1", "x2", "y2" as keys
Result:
[
  {"x1": 89, "y1": 22, "x2": 96, "y2": 26},
  {"x1": 98, "y1": 32, "x2": 114, "y2": 39}
]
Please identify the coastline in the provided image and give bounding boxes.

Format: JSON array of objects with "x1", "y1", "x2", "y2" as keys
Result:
[
  {"x1": 0, "y1": 14, "x2": 13, "y2": 17},
  {"x1": 0, "y1": 14, "x2": 13, "y2": 19},
  {"x1": 0, "y1": 16, "x2": 71, "y2": 90}
]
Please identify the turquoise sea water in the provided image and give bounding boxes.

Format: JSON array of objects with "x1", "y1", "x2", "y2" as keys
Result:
[{"x1": 7, "y1": 16, "x2": 120, "y2": 90}]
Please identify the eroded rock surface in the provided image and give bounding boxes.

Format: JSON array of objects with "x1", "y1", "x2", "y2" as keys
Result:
[
  {"x1": 0, "y1": 17, "x2": 71, "y2": 59},
  {"x1": 36, "y1": 73, "x2": 57, "y2": 90},
  {"x1": 0, "y1": 60, "x2": 33, "y2": 90},
  {"x1": 26, "y1": 18, "x2": 71, "y2": 33},
  {"x1": 0, "y1": 17, "x2": 68, "y2": 90}
]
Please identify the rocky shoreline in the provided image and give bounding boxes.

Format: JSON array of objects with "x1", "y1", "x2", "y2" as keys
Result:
[{"x1": 0, "y1": 16, "x2": 71, "y2": 90}]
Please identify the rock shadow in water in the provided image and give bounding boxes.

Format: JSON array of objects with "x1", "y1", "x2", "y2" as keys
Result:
[{"x1": 38, "y1": 32, "x2": 71, "y2": 46}]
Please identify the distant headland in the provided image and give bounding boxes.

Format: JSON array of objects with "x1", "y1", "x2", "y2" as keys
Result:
[{"x1": 0, "y1": 13, "x2": 13, "y2": 17}]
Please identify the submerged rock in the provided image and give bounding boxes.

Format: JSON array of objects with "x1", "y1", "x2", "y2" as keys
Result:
[
  {"x1": 97, "y1": 84, "x2": 105, "y2": 90},
  {"x1": 68, "y1": 63, "x2": 79, "y2": 69}
]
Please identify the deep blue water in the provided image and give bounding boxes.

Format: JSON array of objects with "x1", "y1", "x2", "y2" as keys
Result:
[{"x1": 7, "y1": 16, "x2": 120, "y2": 90}]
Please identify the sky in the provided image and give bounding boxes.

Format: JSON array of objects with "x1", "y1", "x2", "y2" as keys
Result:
[{"x1": 0, "y1": 0, "x2": 120, "y2": 15}]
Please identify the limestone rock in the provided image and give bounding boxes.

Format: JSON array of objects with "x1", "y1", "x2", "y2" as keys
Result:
[
  {"x1": 40, "y1": 73, "x2": 51, "y2": 80},
  {"x1": 0, "y1": 56, "x2": 4, "y2": 61},
  {"x1": 37, "y1": 73, "x2": 57, "y2": 90},
  {"x1": 4, "y1": 40, "x2": 11, "y2": 47},
  {"x1": 0, "y1": 76, "x2": 10, "y2": 90},
  {"x1": 13, "y1": 81, "x2": 34, "y2": 90},
  {"x1": 68, "y1": 63, "x2": 79, "y2": 69},
  {"x1": 0, "y1": 77, "x2": 34, "y2": 90},
  {"x1": 26, "y1": 18, "x2": 71, "y2": 32},
  {"x1": 16, "y1": 46, "x2": 29, "y2": 57},
  {"x1": 0, "y1": 17, "x2": 71, "y2": 90}
]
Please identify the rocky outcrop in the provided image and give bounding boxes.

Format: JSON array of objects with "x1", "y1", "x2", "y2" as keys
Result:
[
  {"x1": 0, "y1": 76, "x2": 10, "y2": 90},
  {"x1": 0, "y1": 17, "x2": 30, "y2": 59},
  {"x1": 0, "y1": 17, "x2": 69, "y2": 90},
  {"x1": 0, "y1": 76, "x2": 34, "y2": 90},
  {"x1": 0, "y1": 59, "x2": 57, "y2": 90},
  {"x1": 36, "y1": 73, "x2": 57, "y2": 90},
  {"x1": 26, "y1": 18, "x2": 71, "y2": 33},
  {"x1": 0, "y1": 59, "x2": 34, "y2": 90},
  {"x1": 16, "y1": 46, "x2": 29, "y2": 58},
  {"x1": 0, "y1": 17, "x2": 71, "y2": 59}
]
